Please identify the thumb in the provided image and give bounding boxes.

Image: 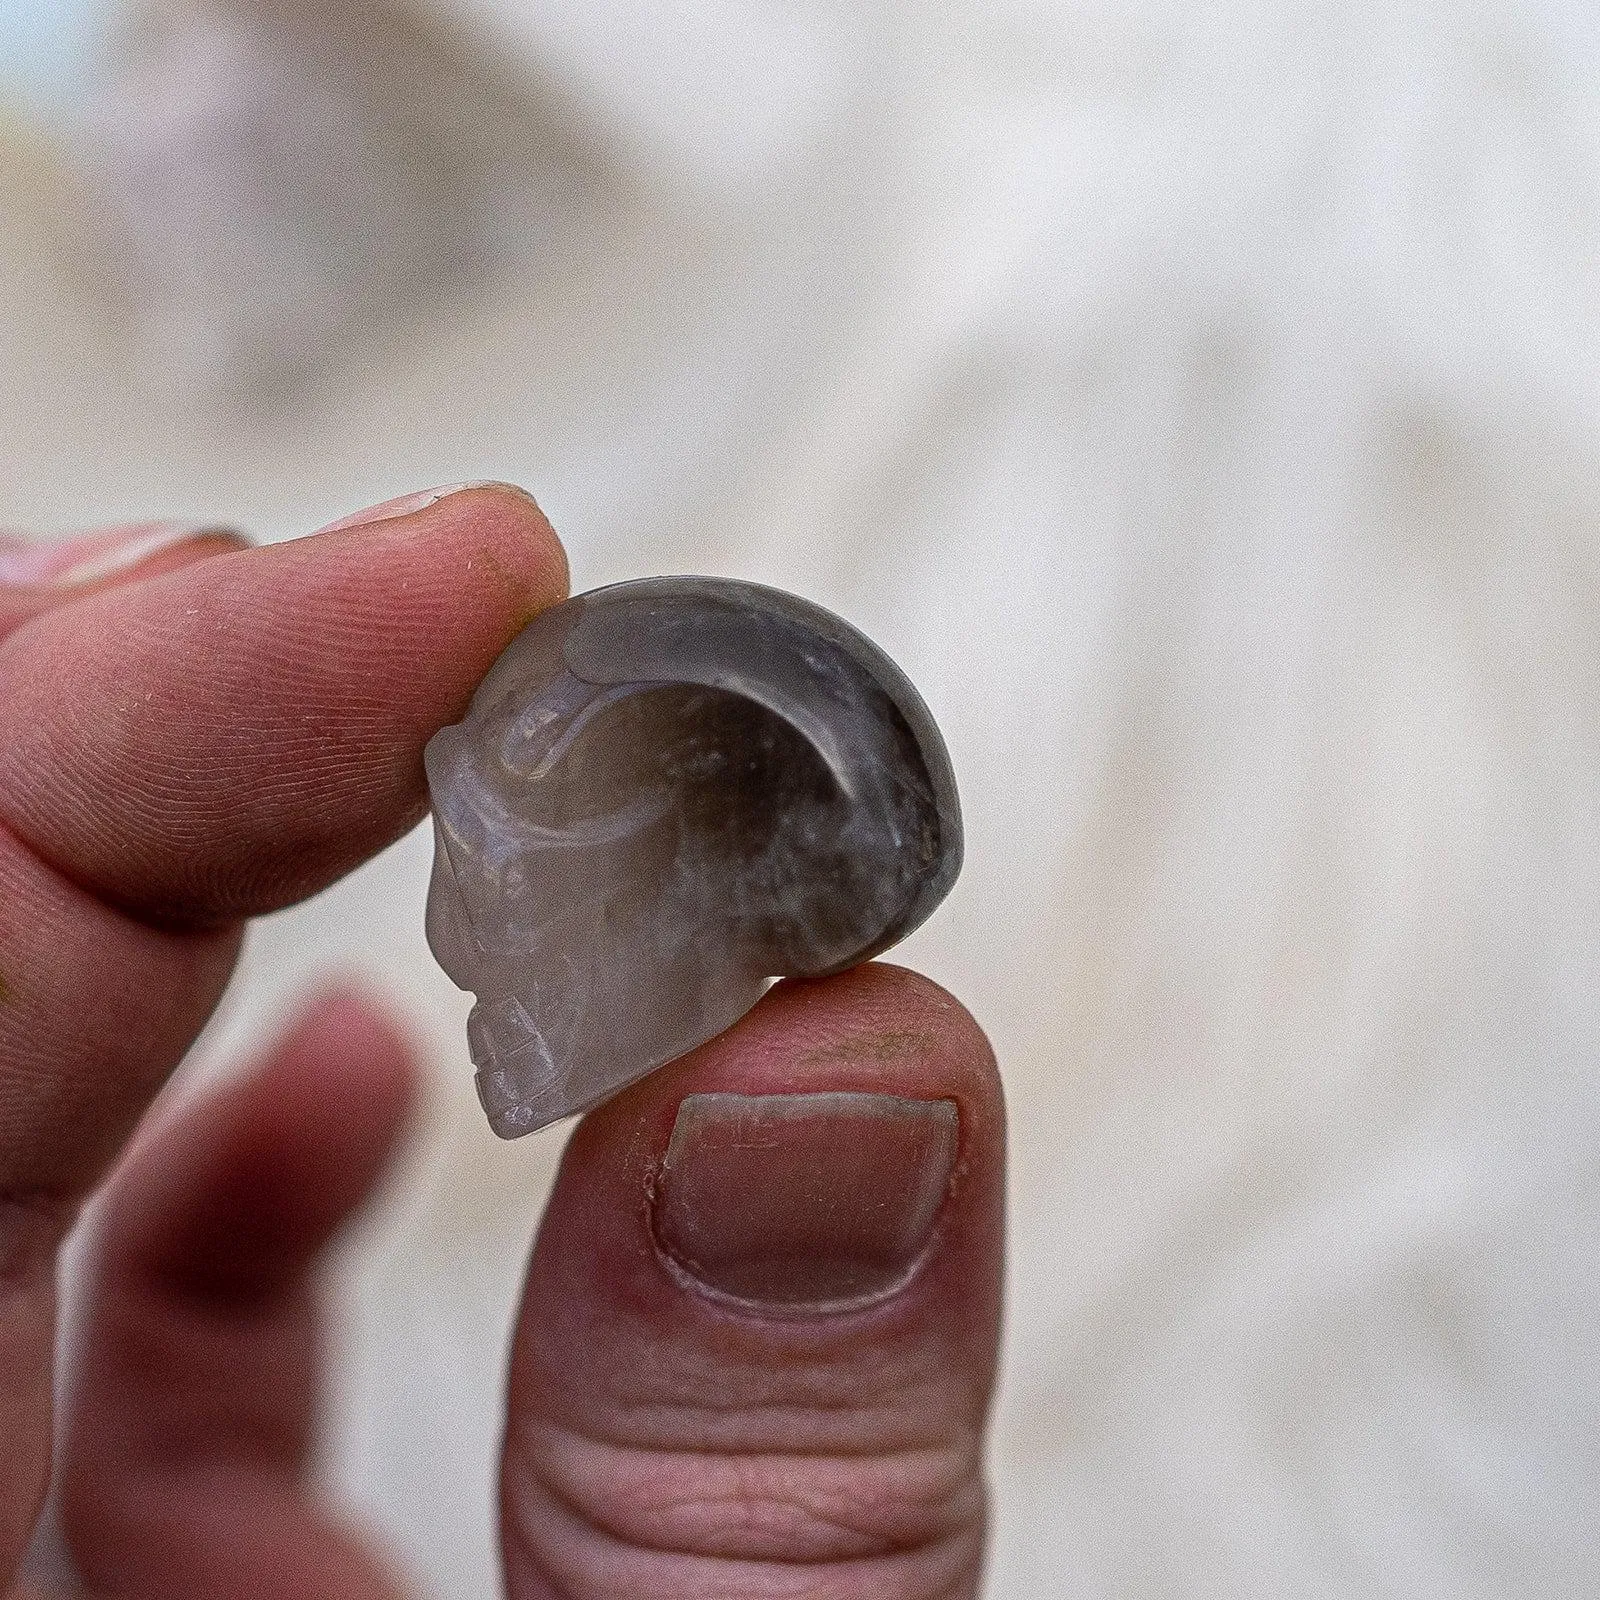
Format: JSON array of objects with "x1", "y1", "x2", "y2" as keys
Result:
[{"x1": 501, "y1": 963, "x2": 1004, "y2": 1600}]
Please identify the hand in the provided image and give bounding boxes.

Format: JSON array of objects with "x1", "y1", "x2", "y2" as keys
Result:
[{"x1": 0, "y1": 489, "x2": 1005, "y2": 1600}]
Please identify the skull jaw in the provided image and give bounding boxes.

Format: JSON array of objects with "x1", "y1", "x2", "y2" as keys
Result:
[{"x1": 465, "y1": 963, "x2": 770, "y2": 1138}]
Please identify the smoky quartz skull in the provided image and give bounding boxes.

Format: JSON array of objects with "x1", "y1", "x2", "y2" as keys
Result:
[{"x1": 424, "y1": 577, "x2": 962, "y2": 1137}]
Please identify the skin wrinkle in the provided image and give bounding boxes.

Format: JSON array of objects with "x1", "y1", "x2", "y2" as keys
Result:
[
  {"x1": 595, "y1": 1391, "x2": 964, "y2": 1449},
  {"x1": 616, "y1": 1249, "x2": 979, "y2": 1432},
  {"x1": 520, "y1": 1417, "x2": 983, "y2": 1563},
  {"x1": 570, "y1": 1304, "x2": 958, "y2": 1415},
  {"x1": 528, "y1": 1382, "x2": 982, "y2": 1459},
  {"x1": 522, "y1": 1455, "x2": 982, "y2": 1572},
  {"x1": 505, "y1": 1461, "x2": 985, "y2": 1600},
  {"x1": 2, "y1": 691, "x2": 426, "y2": 929}
]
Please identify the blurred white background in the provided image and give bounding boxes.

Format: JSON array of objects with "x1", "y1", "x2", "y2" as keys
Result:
[{"x1": 3, "y1": 0, "x2": 1599, "y2": 1594}]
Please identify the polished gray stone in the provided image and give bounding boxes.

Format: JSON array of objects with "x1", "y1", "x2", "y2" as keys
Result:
[{"x1": 424, "y1": 577, "x2": 962, "y2": 1137}]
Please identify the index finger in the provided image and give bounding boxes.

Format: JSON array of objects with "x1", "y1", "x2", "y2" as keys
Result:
[
  {"x1": 0, "y1": 482, "x2": 564, "y2": 1200},
  {"x1": 0, "y1": 485, "x2": 564, "y2": 1587},
  {"x1": 0, "y1": 480, "x2": 563, "y2": 1203},
  {"x1": 0, "y1": 484, "x2": 567, "y2": 924}
]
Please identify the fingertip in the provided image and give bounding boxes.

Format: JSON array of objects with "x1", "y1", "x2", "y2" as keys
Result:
[
  {"x1": 767, "y1": 961, "x2": 1001, "y2": 1100},
  {"x1": 537, "y1": 957, "x2": 1005, "y2": 1354},
  {"x1": 271, "y1": 980, "x2": 421, "y2": 1103},
  {"x1": 410, "y1": 482, "x2": 571, "y2": 627},
  {"x1": 309, "y1": 481, "x2": 570, "y2": 627},
  {"x1": 644, "y1": 962, "x2": 1004, "y2": 1322},
  {"x1": 245, "y1": 982, "x2": 422, "y2": 1177},
  {"x1": 574, "y1": 961, "x2": 1002, "y2": 1158}
]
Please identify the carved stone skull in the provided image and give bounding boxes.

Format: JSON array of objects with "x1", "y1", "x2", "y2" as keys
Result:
[{"x1": 424, "y1": 577, "x2": 962, "y2": 1136}]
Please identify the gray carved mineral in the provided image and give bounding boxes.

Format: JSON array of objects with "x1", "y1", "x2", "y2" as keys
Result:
[{"x1": 424, "y1": 577, "x2": 963, "y2": 1137}]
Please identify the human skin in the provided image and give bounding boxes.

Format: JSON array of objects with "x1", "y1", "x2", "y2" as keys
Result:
[{"x1": 0, "y1": 486, "x2": 1005, "y2": 1600}]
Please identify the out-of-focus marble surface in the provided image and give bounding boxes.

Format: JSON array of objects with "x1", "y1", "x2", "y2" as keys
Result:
[{"x1": 4, "y1": 1, "x2": 1600, "y2": 1594}]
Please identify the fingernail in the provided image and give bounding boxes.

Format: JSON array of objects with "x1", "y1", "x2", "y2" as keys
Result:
[
  {"x1": 317, "y1": 482, "x2": 524, "y2": 534},
  {"x1": 0, "y1": 522, "x2": 240, "y2": 588},
  {"x1": 654, "y1": 1092, "x2": 959, "y2": 1314}
]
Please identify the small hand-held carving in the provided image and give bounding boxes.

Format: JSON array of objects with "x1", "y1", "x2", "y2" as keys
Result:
[{"x1": 424, "y1": 577, "x2": 963, "y2": 1137}]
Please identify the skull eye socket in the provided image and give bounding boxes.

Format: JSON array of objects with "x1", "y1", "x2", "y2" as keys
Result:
[
  {"x1": 534, "y1": 682, "x2": 876, "y2": 970},
  {"x1": 489, "y1": 681, "x2": 842, "y2": 829}
]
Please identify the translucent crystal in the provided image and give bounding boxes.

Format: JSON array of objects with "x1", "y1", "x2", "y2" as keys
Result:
[{"x1": 424, "y1": 577, "x2": 963, "y2": 1137}]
